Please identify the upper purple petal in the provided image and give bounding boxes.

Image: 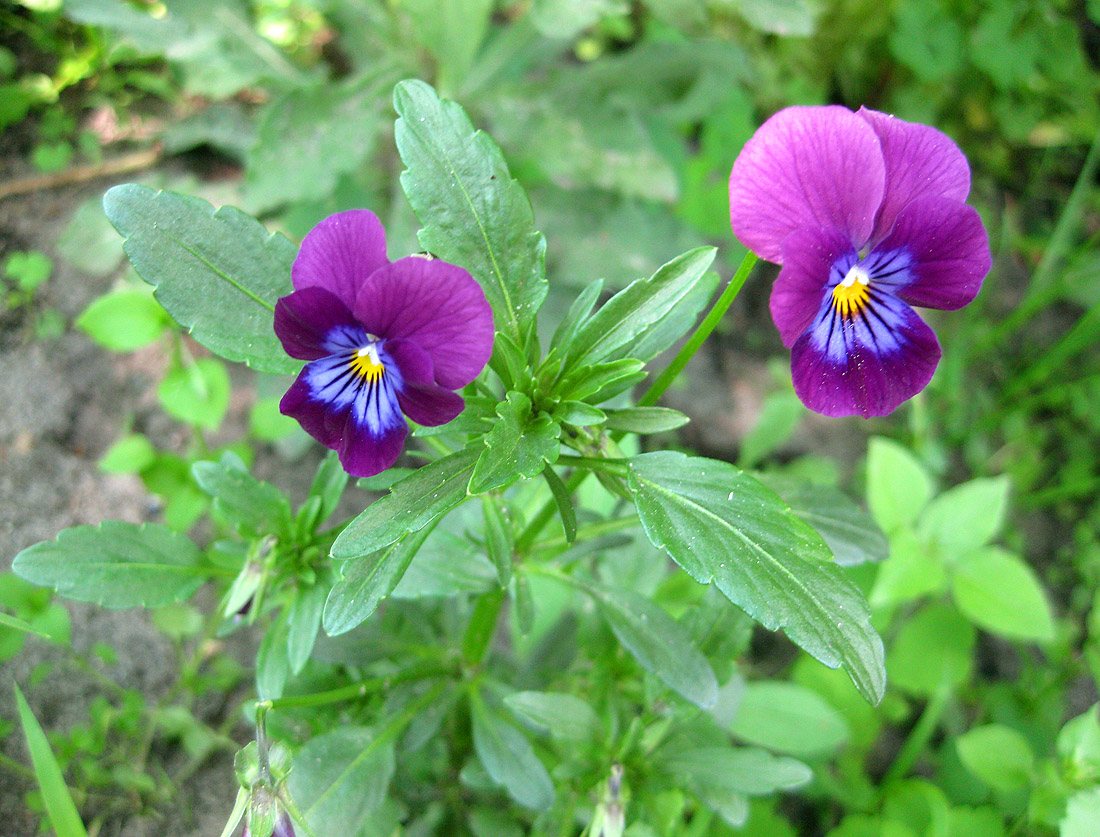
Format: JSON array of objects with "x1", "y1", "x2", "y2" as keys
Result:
[
  {"x1": 353, "y1": 256, "x2": 494, "y2": 391},
  {"x1": 771, "y1": 226, "x2": 858, "y2": 348},
  {"x1": 274, "y1": 287, "x2": 362, "y2": 360},
  {"x1": 791, "y1": 295, "x2": 941, "y2": 417},
  {"x1": 857, "y1": 108, "x2": 972, "y2": 244},
  {"x1": 875, "y1": 196, "x2": 991, "y2": 311},
  {"x1": 729, "y1": 105, "x2": 886, "y2": 262},
  {"x1": 292, "y1": 210, "x2": 390, "y2": 310}
]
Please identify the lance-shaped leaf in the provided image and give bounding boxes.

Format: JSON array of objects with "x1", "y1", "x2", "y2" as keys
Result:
[
  {"x1": 192, "y1": 452, "x2": 292, "y2": 538},
  {"x1": 563, "y1": 247, "x2": 716, "y2": 371},
  {"x1": 102, "y1": 184, "x2": 298, "y2": 374},
  {"x1": 394, "y1": 79, "x2": 547, "y2": 343},
  {"x1": 471, "y1": 696, "x2": 555, "y2": 810},
  {"x1": 469, "y1": 392, "x2": 561, "y2": 493},
  {"x1": 626, "y1": 451, "x2": 885, "y2": 703},
  {"x1": 13, "y1": 522, "x2": 207, "y2": 609},
  {"x1": 331, "y1": 447, "x2": 479, "y2": 559}
]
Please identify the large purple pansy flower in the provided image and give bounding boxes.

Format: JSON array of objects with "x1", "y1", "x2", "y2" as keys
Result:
[
  {"x1": 274, "y1": 210, "x2": 494, "y2": 477},
  {"x1": 728, "y1": 105, "x2": 991, "y2": 417}
]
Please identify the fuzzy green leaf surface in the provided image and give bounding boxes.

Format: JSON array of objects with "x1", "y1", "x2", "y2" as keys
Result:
[
  {"x1": 102, "y1": 184, "x2": 297, "y2": 374},
  {"x1": 627, "y1": 451, "x2": 885, "y2": 703},
  {"x1": 394, "y1": 79, "x2": 547, "y2": 343},
  {"x1": 13, "y1": 522, "x2": 206, "y2": 609}
]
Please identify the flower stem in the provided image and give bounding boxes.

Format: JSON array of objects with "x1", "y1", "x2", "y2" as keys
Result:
[
  {"x1": 636, "y1": 249, "x2": 758, "y2": 408},
  {"x1": 881, "y1": 682, "x2": 951, "y2": 787}
]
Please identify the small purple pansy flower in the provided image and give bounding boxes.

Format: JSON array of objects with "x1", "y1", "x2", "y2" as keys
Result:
[
  {"x1": 274, "y1": 210, "x2": 494, "y2": 477},
  {"x1": 729, "y1": 105, "x2": 992, "y2": 417}
]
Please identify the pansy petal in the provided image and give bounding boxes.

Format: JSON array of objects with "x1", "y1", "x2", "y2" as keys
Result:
[
  {"x1": 382, "y1": 338, "x2": 435, "y2": 386},
  {"x1": 292, "y1": 210, "x2": 389, "y2": 310},
  {"x1": 729, "y1": 105, "x2": 885, "y2": 262},
  {"x1": 280, "y1": 370, "x2": 334, "y2": 443},
  {"x1": 876, "y1": 196, "x2": 991, "y2": 310},
  {"x1": 354, "y1": 257, "x2": 494, "y2": 390},
  {"x1": 337, "y1": 406, "x2": 408, "y2": 478},
  {"x1": 772, "y1": 226, "x2": 859, "y2": 347},
  {"x1": 858, "y1": 108, "x2": 971, "y2": 243},
  {"x1": 791, "y1": 297, "x2": 941, "y2": 418},
  {"x1": 398, "y1": 385, "x2": 466, "y2": 427},
  {"x1": 274, "y1": 287, "x2": 362, "y2": 360}
]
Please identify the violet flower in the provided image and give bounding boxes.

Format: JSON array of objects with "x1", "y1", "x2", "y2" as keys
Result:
[
  {"x1": 728, "y1": 106, "x2": 991, "y2": 417},
  {"x1": 274, "y1": 210, "x2": 494, "y2": 477}
]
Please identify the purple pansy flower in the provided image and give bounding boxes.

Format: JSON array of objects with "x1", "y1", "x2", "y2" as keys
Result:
[
  {"x1": 728, "y1": 105, "x2": 991, "y2": 417},
  {"x1": 274, "y1": 210, "x2": 494, "y2": 477}
]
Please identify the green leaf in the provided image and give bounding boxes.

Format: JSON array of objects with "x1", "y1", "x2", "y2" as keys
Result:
[
  {"x1": 663, "y1": 746, "x2": 812, "y2": 796},
  {"x1": 603, "y1": 406, "x2": 690, "y2": 435},
  {"x1": 542, "y1": 465, "x2": 577, "y2": 543},
  {"x1": 3, "y1": 250, "x2": 52, "y2": 293},
  {"x1": 763, "y1": 477, "x2": 888, "y2": 567},
  {"x1": 503, "y1": 691, "x2": 600, "y2": 743},
  {"x1": 287, "y1": 580, "x2": 327, "y2": 675},
  {"x1": 586, "y1": 579, "x2": 718, "y2": 709},
  {"x1": 403, "y1": 0, "x2": 493, "y2": 88},
  {"x1": 310, "y1": 451, "x2": 350, "y2": 524},
  {"x1": 256, "y1": 611, "x2": 290, "y2": 701},
  {"x1": 102, "y1": 184, "x2": 298, "y2": 373},
  {"x1": 955, "y1": 724, "x2": 1034, "y2": 792},
  {"x1": 13, "y1": 522, "x2": 206, "y2": 609},
  {"x1": 548, "y1": 278, "x2": 603, "y2": 359},
  {"x1": 866, "y1": 437, "x2": 934, "y2": 533},
  {"x1": 628, "y1": 268, "x2": 720, "y2": 363},
  {"x1": 554, "y1": 401, "x2": 607, "y2": 427},
  {"x1": 950, "y1": 547, "x2": 1055, "y2": 642},
  {"x1": 58, "y1": 199, "x2": 125, "y2": 276},
  {"x1": 288, "y1": 726, "x2": 395, "y2": 836},
  {"x1": 738, "y1": 391, "x2": 804, "y2": 468},
  {"x1": 394, "y1": 79, "x2": 547, "y2": 344},
  {"x1": 331, "y1": 447, "x2": 479, "y2": 559},
  {"x1": 1062, "y1": 788, "x2": 1100, "y2": 837},
  {"x1": 158, "y1": 357, "x2": 231, "y2": 430},
  {"x1": 0, "y1": 610, "x2": 59, "y2": 642},
  {"x1": 98, "y1": 433, "x2": 157, "y2": 475},
  {"x1": 76, "y1": 287, "x2": 171, "y2": 352},
  {"x1": 555, "y1": 358, "x2": 646, "y2": 403},
  {"x1": 192, "y1": 452, "x2": 292, "y2": 537},
  {"x1": 469, "y1": 393, "x2": 561, "y2": 493},
  {"x1": 14, "y1": 684, "x2": 88, "y2": 837},
  {"x1": 323, "y1": 527, "x2": 435, "y2": 636},
  {"x1": 249, "y1": 396, "x2": 299, "y2": 442},
  {"x1": 245, "y1": 77, "x2": 388, "y2": 213},
  {"x1": 917, "y1": 477, "x2": 1010, "y2": 558},
  {"x1": 564, "y1": 247, "x2": 716, "y2": 370},
  {"x1": 869, "y1": 528, "x2": 947, "y2": 608},
  {"x1": 1058, "y1": 705, "x2": 1100, "y2": 784},
  {"x1": 886, "y1": 601, "x2": 974, "y2": 695},
  {"x1": 482, "y1": 496, "x2": 514, "y2": 587},
  {"x1": 627, "y1": 451, "x2": 885, "y2": 703},
  {"x1": 728, "y1": 681, "x2": 849, "y2": 757},
  {"x1": 471, "y1": 697, "x2": 555, "y2": 810}
]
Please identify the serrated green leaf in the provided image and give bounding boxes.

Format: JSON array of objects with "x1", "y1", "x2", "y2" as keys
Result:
[
  {"x1": 102, "y1": 184, "x2": 297, "y2": 373},
  {"x1": 76, "y1": 287, "x2": 171, "y2": 352},
  {"x1": 470, "y1": 392, "x2": 561, "y2": 493},
  {"x1": 564, "y1": 247, "x2": 716, "y2": 370},
  {"x1": 603, "y1": 406, "x2": 690, "y2": 435},
  {"x1": 14, "y1": 684, "x2": 88, "y2": 837},
  {"x1": 288, "y1": 726, "x2": 395, "y2": 836},
  {"x1": 729, "y1": 680, "x2": 849, "y2": 757},
  {"x1": 627, "y1": 451, "x2": 885, "y2": 703},
  {"x1": 471, "y1": 698, "x2": 555, "y2": 810},
  {"x1": 586, "y1": 579, "x2": 718, "y2": 709},
  {"x1": 331, "y1": 447, "x2": 479, "y2": 559},
  {"x1": 504, "y1": 691, "x2": 600, "y2": 742},
  {"x1": 13, "y1": 522, "x2": 206, "y2": 609},
  {"x1": 917, "y1": 477, "x2": 1010, "y2": 558},
  {"x1": 664, "y1": 746, "x2": 812, "y2": 796},
  {"x1": 950, "y1": 547, "x2": 1055, "y2": 642},
  {"x1": 394, "y1": 79, "x2": 547, "y2": 343},
  {"x1": 192, "y1": 452, "x2": 292, "y2": 537},
  {"x1": 763, "y1": 476, "x2": 888, "y2": 567},
  {"x1": 323, "y1": 527, "x2": 435, "y2": 636},
  {"x1": 956, "y1": 725, "x2": 1033, "y2": 791}
]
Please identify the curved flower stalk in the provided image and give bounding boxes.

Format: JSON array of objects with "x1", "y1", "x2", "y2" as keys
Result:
[
  {"x1": 729, "y1": 105, "x2": 992, "y2": 417},
  {"x1": 274, "y1": 210, "x2": 495, "y2": 477}
]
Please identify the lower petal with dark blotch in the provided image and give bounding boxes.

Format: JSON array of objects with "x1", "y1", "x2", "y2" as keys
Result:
[{"x1": 791, "y1": 297, "x2": 941, "y2": 417}]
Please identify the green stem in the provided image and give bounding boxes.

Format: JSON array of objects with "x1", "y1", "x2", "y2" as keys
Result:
[
  {"x1": 262, "y1": 661, "x2": 451, "y2": 710},
  {"x1": 555, "y1": 454, "x2": 630, "y2": 475},
  {"x1": 637, "y1": 249, "x2": 758, "y2": 408},
  {"x1": 530, "y1": 515, "x2": 640, "y2": 557},
  {"x1": 881, "y1": 683, "x2": 951, "y2": 787}
]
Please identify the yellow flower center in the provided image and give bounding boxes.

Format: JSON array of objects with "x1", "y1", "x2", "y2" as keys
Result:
[
  {"x1": 349, "y1": 342, "x2": 384, "y2": 382},
  {"x1": 832, "y1": 265, "x2": 871, "y2": 318}
]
